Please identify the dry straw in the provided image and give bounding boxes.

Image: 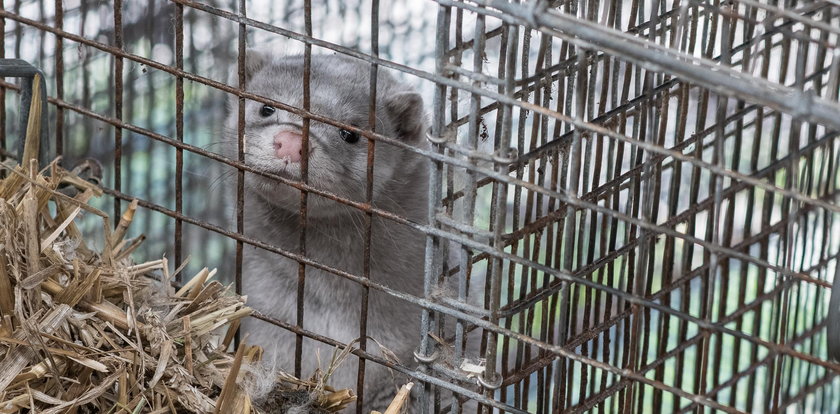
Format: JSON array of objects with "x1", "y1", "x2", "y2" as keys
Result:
[{"x1": 0, "y1": 75, "x2": 390, "y2": 413}]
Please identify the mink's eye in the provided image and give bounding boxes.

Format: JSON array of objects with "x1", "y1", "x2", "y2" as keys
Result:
[
  {"x1": 259, "y1": 105, "x2": 276, "y2": 117},
  {"x1": 339, "y1": 129, "x2": 360, "y2": 144}
]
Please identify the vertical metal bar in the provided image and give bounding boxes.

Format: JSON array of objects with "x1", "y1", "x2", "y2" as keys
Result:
[
  {"x1": 534, "y1": 35, "x2": 556, "y2": 414},
  {"x1": 521, "y1": 35, "x2": 545, "y2": 342},
  {"x1": 295, "y1": 0, "x2": 312, "y2": 379},
  {"x1": 452, "y1": 7, "x2": 485, "y2": 374},
  {"x1": 444, "y1": 13, "x2": 463, "y2": 410},
  {"x1": 593, "y1": 0, "x2": 621, "y2": 411},
  {"x1": 8, "y1": 62, "x2": 33, "y2": 157},
  {"x1": 761, "y1": 21, "x2": 793, "y2": 411},
  {"x1": 483, "y1": 20, "x2": 509, "y2": 414},
  {"x1": 544, "y1": 72, "x2": 557, "y2": 413},
  {"x1": 174, "y1": 0, "x2": 185, "y2": 276},
  {"x1": 420, "y1": 3, "x2": 450, "y2": 413},
  {"x1": 141, "y1": 0, "x2": 156, "y2": 255},
  {"x1": 674, "y1": 1, "x2": 702, "y2": 404},
  {"x1": 443, "y1": 8, "x2": 463, "y2": 411},
  {"x1": 654, "y1": 3, "x2": 685, "y2": 409},
  {"x1": 638, "y1": 3, "x2": 665, "y2": 411},
  {"x1": 719, "y1": 3, "x2": 742, "y2": 400},
  {"x1": 545, "y1": 35, "x2": 571, "y2": 414},
  {"x1": 234, "y1": 0, "x2": 246, "y2": 348},
  {"x1": 598, "y1": 53, "x2": 622, "y2": 412},
  {"x1": 578, "y1": 31, "x2": 599, "y2": 412},
  {"x1": 551, "y1": 6, "x2": 572, "y2": 405},
  {"x1": 559, "y1": 17, "x2": 586, "y2": 414},
  {"x1": 724, "y1": 4, "x2": 757, "y2": 407},
  {"x1": 519, "y1": 32, "x2": 550, "y2": 411},
  {"x1": 446, "y1": 12, "x2": 508, "y2": 400},
  {"x1": 124, "y1": 55, "x2": 135, "y2": 223},
  {"x1": 187, "y1": 3, "x2": 198, "y2": 81},
  {"x1": 12, "y1": 0, "x2": 20, "y2": 60},
  {"x1": 697, "y1": 7, "x2": 730, "y2": 406},
  {"x1": 80, "y1": 0, "x2": 91, "y2": 151},
  {"x1": 114, "y1": 0, "x2": 123, "y2": 222},
  {"x1": 37, "y1": 0, "x2": 44, "y2": 66},
  {"x1": 743, "y1": 16, "x2": 775, "y2": 413},
  {"x1": 355, "y1": 0, "x2": 379, "y2": 411},
  {"x1": 479, "y1": 15, "x2": 511, "y2": 413},
  {"x1": 54, "y1": 0, "x2": 63, "y2": 160},
  {"x1": 622, "y1": 54, "x2": 653, "y2": 414},
  {"x1": 580, "y1": 2, "x2": 605, "y2": 404},
  {"x1": 770, "y1": 30, "x2": 809, "y2": 413},
  {"x1": 484, "y1": 19, "x2": 518, "y2": 414}
]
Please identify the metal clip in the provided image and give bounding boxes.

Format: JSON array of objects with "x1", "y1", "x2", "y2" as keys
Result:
[
  {"x1": 413, "y1": 348, "x2": 440, "y2": 364},
  {"x1": 458, "y1": 358, "x2": 503, "y2": 390},
  {"x1": 0, "y1": 59, "x2": 51, "y2": 166},
  {"x1": 477, "y1": 372, "x2": 503, "y2": 390},
  {"x1": 493, "y1": 147, "x2": 518, "y2": 165},
  {"x1": 426, "y1": 129, "x2": 450, "y2": 145}
]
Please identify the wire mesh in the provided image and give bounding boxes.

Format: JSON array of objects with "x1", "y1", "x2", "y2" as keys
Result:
[{"x1": 1, "y1": 0, "x2": 840, "y2": 413}]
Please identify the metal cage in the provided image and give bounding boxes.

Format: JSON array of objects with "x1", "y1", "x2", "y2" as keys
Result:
[{"x1": 2, "y1": 0, "x2": 840, "y2": 413}]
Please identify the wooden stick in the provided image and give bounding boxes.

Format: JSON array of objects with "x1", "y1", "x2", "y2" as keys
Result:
[
  {"x1": 21, "y1": 74, "x2": 42, "y2": 166},
  {"x1": 383, "y1": 382, "x2": 413, "y2": 414},
  {"x1": 183, "y1": 316, "x2": 194, "y2": 377},
  {"x1": 214, "y1": 342, "x2": 246, "y2": 414},
  {"x1": 0, "y1": 246, "x2": 14, "y2": 318},
  {"x1": 110, "y1": 199, "x2": 138, "y2": 247}
]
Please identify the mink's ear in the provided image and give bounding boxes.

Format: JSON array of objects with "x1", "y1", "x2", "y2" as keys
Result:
[
  {"x1": 245, "y1": 49, "x2": 269, "y2": 80},
  {"x1": 383, "y1": 92, "x2": 426, "y2": 142},
  {"x1": 229, "y1": 48, "x2": 269, "y2": 85}
]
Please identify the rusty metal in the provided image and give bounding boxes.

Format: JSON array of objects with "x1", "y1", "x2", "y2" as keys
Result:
[
  {"x1": 0, "y1": 59, "x2": 49, "y2": 163},
  {"x1": 295, "y1": 0, "x2": 312, "y2": 382},
  {"x1": 113, "y1": 0, "x2": 123, "y2": 222},
  {"x1": 174, "y1": 0, "x2": 184, "y2": 276},
  {"x1": 234, "y1": 0, "x2": 246, "y2": 350},
  {"x1": 53, "y1": 0, "x2": 62, "y2": 159},
  {"x1": 356, "y1": 0, "x2": 380, "y2": 410}
]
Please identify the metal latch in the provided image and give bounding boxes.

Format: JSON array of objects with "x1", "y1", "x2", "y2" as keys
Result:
[{"x1": 0, "y1": 59, "x2": 51, "y2": 166}]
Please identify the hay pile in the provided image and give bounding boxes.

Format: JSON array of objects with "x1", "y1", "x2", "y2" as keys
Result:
[
  {"x1": 0, "y1": 75, "x2": 360, "y2": 413},
  {"x1": 0, "y1": 157, "x2": 363, "y2": 412}
]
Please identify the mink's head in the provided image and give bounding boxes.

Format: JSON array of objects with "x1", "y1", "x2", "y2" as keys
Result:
[{"x1": 224, "y1": 51, "x2": 427, "y2": 218}]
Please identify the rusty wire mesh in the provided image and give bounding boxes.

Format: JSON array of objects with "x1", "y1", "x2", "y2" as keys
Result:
[{"x1": 2, "y1": 0, "x2": 840, "y2": 413}]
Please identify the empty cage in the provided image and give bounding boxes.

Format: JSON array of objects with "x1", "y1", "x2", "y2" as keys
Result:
[{"x1": 2, "y1": 0, "x2": 840, "y2": 413}]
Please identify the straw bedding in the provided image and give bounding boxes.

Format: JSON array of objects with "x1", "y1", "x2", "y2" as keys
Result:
[{"x1": 0, "y1": 155, "x2": 366, "y2": 412}]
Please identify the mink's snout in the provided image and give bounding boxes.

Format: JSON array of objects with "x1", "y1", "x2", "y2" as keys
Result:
[{"x1": 273, "y1": 130, "x2": 303, "y2": 162}]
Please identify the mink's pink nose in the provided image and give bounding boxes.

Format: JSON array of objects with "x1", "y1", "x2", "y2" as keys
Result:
[{"x1": 273, "y1": 131, "x2": 303, "y2": 162}]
